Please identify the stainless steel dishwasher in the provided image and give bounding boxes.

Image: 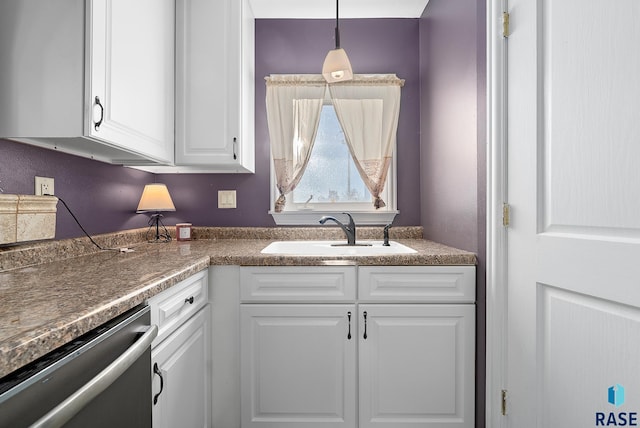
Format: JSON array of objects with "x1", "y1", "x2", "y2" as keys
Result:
[{"x1": 0, "y1": 304, "x2": 157, "y2": 428}]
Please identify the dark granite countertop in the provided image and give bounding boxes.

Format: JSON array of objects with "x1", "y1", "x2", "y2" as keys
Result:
[{"x1": 0, "y1": 227, "x2": 475, "y2": 378}]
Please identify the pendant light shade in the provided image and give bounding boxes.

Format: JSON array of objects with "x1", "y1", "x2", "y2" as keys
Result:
[
  {"x1": 323, "y1": 48, "x2": 353, "y2": 83},
  {"x1": 322, "y1": 0, "x2": 353, "y2": 83}
]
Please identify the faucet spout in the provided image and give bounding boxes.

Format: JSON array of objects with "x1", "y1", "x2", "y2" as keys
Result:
[
  {"x1": 383, "y1": 223, "x2": 392, "y2": 246},
  {"x1": 319, "y1": 212, "x2": 357, "y2": 245}
]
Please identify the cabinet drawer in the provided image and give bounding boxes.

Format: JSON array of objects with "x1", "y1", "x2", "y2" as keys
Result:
[
  {"x1": 358, "y1": 266, "x2": 475, "y2": 303},
  {"x1": 149, "y1": 270, "x2": 208, "y2": 346},
  {"x1": 240, "y1": 266, "x2": 356, "y2": 302}
]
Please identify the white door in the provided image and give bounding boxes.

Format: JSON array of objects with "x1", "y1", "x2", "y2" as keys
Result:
[
  {"x1": 240, "y1": 304, "x2": 357, "y2": 428},
  {"x1": 503, "y1": 1, "x2": 640, "y2": 426},
  {"x1": 359, "y1": 305, "x2": 475, "y2": 428}
]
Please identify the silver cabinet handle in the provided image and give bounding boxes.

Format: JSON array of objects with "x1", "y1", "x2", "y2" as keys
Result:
[
  {"x1": 31, "y1": 324, "x2": 158, "y2": 428},
  {"x1": 153, "y1": 362, "x2": 164, "y2": 405},
  {"x1": 233, "y1": 137, "x2": 237, "y2": 160},
  {"x1": 363, "y1": 311, "x2": 368, "y2": 340},
  {"x1": 93, "y1": 96, "x2": 104, "y2": 131}
]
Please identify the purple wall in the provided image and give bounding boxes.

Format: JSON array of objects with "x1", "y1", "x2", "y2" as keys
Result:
[
  {"x1": 1, "y1": 19, "x2": 422, "y2": 238},
  {"x1": 420, "y1": 3, "x2": 479, "y2": 251},
  {"x1": 158, "y1": 18, "x2": 422, "y2": 228},
  {"x1": 420, "y1": 0, "x2": 486, "y2": 425},
  {"x1": 2, "y1": 8, "x2": 487, "y2": 422},
  {"x1": 0, "y1": 138, "x2": 154, "y2": 239}
]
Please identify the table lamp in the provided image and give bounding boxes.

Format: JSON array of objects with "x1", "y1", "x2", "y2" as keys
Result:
[{"x1": 137, "y1": 183, "x2": 176, "y2": 242}]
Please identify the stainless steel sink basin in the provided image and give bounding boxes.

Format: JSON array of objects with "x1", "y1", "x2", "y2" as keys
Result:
[{"x1": 261, "y1": 240, "x2": 417, "y2": 256}]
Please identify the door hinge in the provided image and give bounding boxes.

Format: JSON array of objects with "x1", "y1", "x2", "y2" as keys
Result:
[
  {"x1": 502, "y1": 12, "x2": 510, "y2": 38},
  {"x1": 501, "y1": 389, "x2": 508, "y2": 415},
  {"x1": 502, "y1": 203, "x2": 510, "y2": 227}
]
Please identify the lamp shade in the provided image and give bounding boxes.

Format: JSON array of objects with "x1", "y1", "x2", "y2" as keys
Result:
[
  {"x1": 136, "y1": 184, "x2": 176, "y2": 212},
  {"x1": 322, "y1": 48, "x2": 353, "y2": 83}
]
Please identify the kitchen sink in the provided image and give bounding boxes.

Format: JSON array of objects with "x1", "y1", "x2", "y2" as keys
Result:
[{"x1": 260, "y1": 240, "x2": 417, "y2": 256}]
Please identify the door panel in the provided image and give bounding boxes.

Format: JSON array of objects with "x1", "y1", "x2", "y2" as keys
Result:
[
  {"x1": 538, "y1": 286, "x2": 640, "y2": 427},
  {"x1": 541, "y1": 1, "x2": 640, "y2": 235},
  {"x1": 506, "y1": 0, "x2": 640, "y2": 426}
]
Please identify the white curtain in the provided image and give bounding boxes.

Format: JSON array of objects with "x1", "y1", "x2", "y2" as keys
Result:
[
  {"x1": 329, "y1": 74, "x2": 403, "y2": 209},
  {"x1": 265, "y1": 75, "x2": 326, "y2": 212}
]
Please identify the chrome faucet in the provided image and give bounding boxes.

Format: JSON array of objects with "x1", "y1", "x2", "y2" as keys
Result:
[{"x1": 319, "y1": 212, "x2": 357, "y2": 245}]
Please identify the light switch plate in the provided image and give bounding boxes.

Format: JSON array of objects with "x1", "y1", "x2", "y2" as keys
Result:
[{"x1": 218, "y1": 190, "x2": 237, "y2": 209}]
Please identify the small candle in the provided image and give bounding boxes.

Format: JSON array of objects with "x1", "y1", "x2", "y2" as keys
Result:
[{"x1": 176, "y1": 223, "x2": 192, "y2": 241}]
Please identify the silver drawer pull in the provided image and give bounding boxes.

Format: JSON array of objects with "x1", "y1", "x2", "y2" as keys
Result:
[{"x1": 153, "y1": 362, "x2": 164, "y2": 405}]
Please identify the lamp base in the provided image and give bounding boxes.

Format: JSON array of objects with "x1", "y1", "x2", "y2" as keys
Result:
[{"x1": 147, "y1": 213, "x2": 172, "y2": 243}]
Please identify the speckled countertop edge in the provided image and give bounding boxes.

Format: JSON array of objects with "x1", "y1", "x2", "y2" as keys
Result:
[
  {"x1": 0, "y1": 253, "x2": 210, "y2": 378},
  {"x1": 0, "y1": 227, "x2": 476, "y2": 378},
  {"x1": 0, "y1": 226, "x2": 427, "y2": 271}
]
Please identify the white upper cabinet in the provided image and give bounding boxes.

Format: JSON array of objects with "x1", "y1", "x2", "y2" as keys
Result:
[
  {"x1": 0, "y1": 0, "x2": 175, "y2": 165},
  {"x1": 171, "y1": 0, "x2": 255, "y2": 173},
  {"x1": 88, "y1": 0, "x2": 175, "y2": 164}
]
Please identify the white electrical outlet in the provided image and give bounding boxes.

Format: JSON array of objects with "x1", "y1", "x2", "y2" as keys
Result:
[
  {"x1": 35, "y1": 176, "x2": 55, "y2": 196},
  {"x1": 218, "y1": 190, "x2": 237, "y2": 209}
]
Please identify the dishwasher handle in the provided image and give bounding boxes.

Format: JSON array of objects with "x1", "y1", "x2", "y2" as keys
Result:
[{"x1": 31, "y1": 324, "x2": 158, "y2": 428}]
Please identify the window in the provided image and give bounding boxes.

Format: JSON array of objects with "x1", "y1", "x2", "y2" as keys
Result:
[
  {"x1": 291, "y1": 105, "x2": 374, "y2": 207},
  {"x1": 270, "y1": 103, "x2": 396, "y2": 225},
  {"x1": 266, "y1": 74, "x2": 402, "y2": 226}
]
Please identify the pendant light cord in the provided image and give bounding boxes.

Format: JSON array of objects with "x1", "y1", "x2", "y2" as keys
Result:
[{"x1": 335, "y1": 0, "x2": 341, "y2": 48}]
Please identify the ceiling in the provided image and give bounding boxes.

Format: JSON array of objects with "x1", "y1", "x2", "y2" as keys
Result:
[{"x1": 248, "y1": 0, "x2": 431, "y2": 19}]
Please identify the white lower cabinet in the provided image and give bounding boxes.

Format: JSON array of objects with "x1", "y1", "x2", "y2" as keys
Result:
[
  {"x1": 358, "y1": 305, "x2": 475, "y2": 428},
  {"x1": 239, "y1": 266, "x2": 475, "y2": 428},
  {"x1": 241, "y1": 305, "x2": 357, "y2": 427},
  {"x1": 152, "y1": 306, "x2": 211, "y2": 428},
  {"x1": 149, "y1": 271, "x2": 211, "y2": 428}
]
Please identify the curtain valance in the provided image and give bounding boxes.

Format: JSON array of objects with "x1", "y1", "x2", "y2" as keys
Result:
[{"x1": 265, "y1": 74, "x2": 404, "y2": 87}]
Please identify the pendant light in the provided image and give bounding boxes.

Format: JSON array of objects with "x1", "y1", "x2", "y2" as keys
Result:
[{"x1": 322, "y1": 0, "x2": 353, "y2": 83}]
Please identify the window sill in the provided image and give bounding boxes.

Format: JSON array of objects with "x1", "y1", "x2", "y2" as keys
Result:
[{"x1": 269, "y1": 210, "x2": 399, "y2": 226}]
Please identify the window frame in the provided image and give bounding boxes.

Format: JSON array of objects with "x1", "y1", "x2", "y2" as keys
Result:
[{"x1": 269, "y1": 98, "x2": 398, "y2": 226}]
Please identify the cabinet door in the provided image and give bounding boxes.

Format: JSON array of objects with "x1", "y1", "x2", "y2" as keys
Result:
[
  {"x1": 241, "y1": 304, "x2": 356, "y2": 427},
  {"x1": 175, "y1": 0, "x2": 254, "y2": 172},
  {"x1": 152, "y1": 305, "x2": 211, "y2": 428},
  {"x1": 358, "y1": 305, "x2": 475, "y2": 428},
  {"x1": 88, "y1": 0, "x2": 174, "y2": 164}
]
